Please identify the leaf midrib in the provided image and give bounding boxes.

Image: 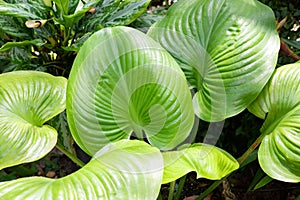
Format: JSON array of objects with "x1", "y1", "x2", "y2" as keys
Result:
[
  {"x1": 261, "y1": 104, "x2": 300, "y2": 137},
  {"x1": 2, "y1": 109, "x2": 43, "y2": 127}
]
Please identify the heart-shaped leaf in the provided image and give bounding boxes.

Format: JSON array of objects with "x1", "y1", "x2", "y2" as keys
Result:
[
  {"x1": 248, "y1": 63, "x2": 300, "y2": 182},
  {"x1": 67, "y1": 26, "x2": 194, "y2": 155},
  {"x1": 0, "y1": 140, "x2": 163, "y2": 200},
  {"x1": 0, "y1": 71, "x2": 67, "y2": 170},
  {"x1": 162, "y1": 143, "x2": 239, "y2": 184},
  {"x1": 147, "y1": 0, "x2": 280, "y2": 122}
]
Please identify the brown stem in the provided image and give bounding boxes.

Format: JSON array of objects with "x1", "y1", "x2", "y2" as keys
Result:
[
  {"x1": 280, "y1": 39, "x2": 300, "y2": 62},
  {"x1": 237, "y1": 134, "x2": 264, "y2": 164}
]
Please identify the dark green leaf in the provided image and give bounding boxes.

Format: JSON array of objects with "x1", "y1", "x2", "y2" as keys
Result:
[
  {"x1": 130, "y1": 12, "x2": 163, "y2": 33},
  {"x1": 68, "y1": 0, "x2": 79, "y2": 14},
  {"x1": 10, "y1": 47, "x2": 31, "y2": 63},
  {"x1": 48, "y1": 111, "x2": 76, "y2": 154},
  {"x1": 0, "y1": 0, "x2": 48, "y2": 19},
  {"x1": 61, "y1": 0, "x2": 103, "y2": 27},
  {"x1": 247, "y1": 168, "x2": 265, "y2": 191},
  {"x1": 253, "y1": 175, "x2": 273, "y2": 190},
  {"x1": 0, "y1": 16, "x2": 32, "y2": 39},
  {"x1": 80, "y1": 0, "x2": 150, "y2": 32},
  {"x1": 0, "y1": 39, "x2": 45, "y2": 52},
  {"x1": 62, "y1": 33, "x2": 91, "y2": 52},
  {"x1": 104, "y1": 0, "x2": 151, "y2": 27},
  {"x1": 282, "y1": 38, "x2": 300, "y2": 50},
  {"x1": 53, "y1": 0, "x2": 69, "y2": 15}
]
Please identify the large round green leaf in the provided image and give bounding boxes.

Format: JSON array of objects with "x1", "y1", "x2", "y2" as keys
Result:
[
  {"x1": 162, "y1": 143, "x2": 239, "y2": 184},
  {"x1": 0, "y1": 71, "x2": 67, "y2": 170},
  {"x1": 147, "y1": 0, "x2": 280, "y2": 122},
  {"x1": 248, "y1": 64, "x2": 300, "y2": 182},
  {"x1": 0, "y1": 140, "x2": 163, "y2": 199},
  {"x1": 67, "y1": 26, "x2": 194, "y2": 155}
]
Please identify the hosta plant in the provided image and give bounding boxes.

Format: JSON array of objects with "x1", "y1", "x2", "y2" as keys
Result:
[
  {"x1": 148, "y1": 0, "x2": 280, "y2": 122},
  {"x1": 0, "y1": 71, "x2": 67, "y2": 170},
  {"x1": 0, "y1": 0, "x2": 298, "y2": 199},
  {"x1": 248, "y1": 63, "x2": 300, "y2": 182},
  {"x1": 0, "y1": 139, "x2": 165, "y2": 200},
  {"x1": 0, "y1": 26, "x2": 239, "y2": 199}
]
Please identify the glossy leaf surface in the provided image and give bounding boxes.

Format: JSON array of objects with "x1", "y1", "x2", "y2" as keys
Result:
[
  {"x1": 52, "y1": 0, "x2": 69, "y2": 15},
  {"x1": 148, "y1": 0, "x2": 280, "y2": 122},
  {"x1": 0, "y1": 71, "x2": 67, "y2": 169},
  {"x1": 248, "y1": 64, "x2": 300, "y2": 182},
  {"x1": 0, "y1": 15, "x2": 30, "y2": 38},
  {"x1": 0, "y1": 0, "x2": 48, "y2": 19},
  {"x1": 0, "y1": 140, "x2": 163, "y2": 200},
  {"x1": 162, "y1": 143, "x2": 239, "y2": 183},
  {"x1": 67, "y1": 26, "x2": 194, "y2": 155},
  {"x1": 0, "y1": 39, "x2": 45, "y2": 52},
  {"x1": 79, "y1": 0, "x2": 150, "y2": 32}
]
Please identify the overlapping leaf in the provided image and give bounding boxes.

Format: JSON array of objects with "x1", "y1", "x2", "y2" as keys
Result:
[
  {"x1": 67, "y1": 26, "x2": 194, "y2": 155},
  {"x1": 0, "y1": 71, "x2": 67, "y2": 169},
  {"x1": 0, "y1": 140, "x2": 163, "y2": 200},
  {"x1": 248, "y1": 63, "x2": 300, "y2": 182},
  {"x1": 162, "y1": 143, "x2": 239, "y2": 183},
  {"x1": 148, "y1": 0, "x2": 280, "y2": 122},
  {"x1": 0, "y1": 39, "x2": 45, "y2": 52},
  {"x1": 0, "y1": 0, "x2": 48, "y2": 19},
  {"x1": 0, "y1": 15, "x2": 31, "y2": 39},
  {"x1": 79, "y1": 0, "x2": 150, "y2": 32}
]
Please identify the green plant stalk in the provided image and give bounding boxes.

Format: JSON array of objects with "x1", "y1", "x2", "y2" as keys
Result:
[
  {"x1": 43, "y1": 62, "x2": 65, "y2": 70},
  {"x1": 196, "y1": 134, "x2": 265, "y2": 200},
  {"x1": 157, "y1": 193, "x2": 163, "y2": 200},
  {"x1": 168, "y1": 116, "x2": 200, "y2": 199},
  {"x1": 174, "y1": 175, "x2": 187, "y2": 200},
  {"x1": 168, "y1": 181, "x2": 176, "y2": 200},
  {"x1": 237, "y1": 134, "x2": 264, "y2": 164},
  {"x1": 55, "y1": 143, "x2": 85, "y2": 167},
  {"x1": 196, "y1": 179, "x2": 223, "y2": 200},
  {"x1": 164, "y1": 0, "x2": 169, "y2": 7},
  {"x1": 63, "y1": 27, "x2": 72, "y2": 47}
]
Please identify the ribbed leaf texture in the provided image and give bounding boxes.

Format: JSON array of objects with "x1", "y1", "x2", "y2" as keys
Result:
[
  {"x1": 0, "y1": 71, "x2": 67, "y2": 169},
  {"x1": 148, "y1": 0, "x2": 280, "y2": 122},
  {"x1": 67, "y1": 26, "x2": 194, "y2": 155},
  {"x1": 248, "y1": 64, "x2": 300, "y2": 182},
  {"x1": 0, "y1": 140, "x2": 163, "y2": 200},
  {"x1": 162, "y1": 143, "x2": 239, "y2": 183}
]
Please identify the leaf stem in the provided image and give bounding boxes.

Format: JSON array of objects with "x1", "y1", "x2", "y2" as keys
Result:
[
  {"x1": 169, "y1": 115, "x2": 199, "y2": 199},
  {"x1": 168, "y1": 181, "x2": 176, "y2": 200},
  {"x1": 63, "y1": 27, "x2": 72, "y2": 47},
  {"x1": 196, "y1": 133, "x2": 265, "y2": 199},
  {"x1": 237, "y1": 134, "x2": 264, "y2": 164},
  {"x1": 196, "y1": 179, "x2": 223, "y2": 200},
  {"x1": 174, "y1": 175, "x2": 187, "y2": 200},
  {"x1": 56, "y1": 143, "x2": 85, "y2": 167},
  {"x1": 157, "y1": 192, "x2": 163, "y2": 200}
]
